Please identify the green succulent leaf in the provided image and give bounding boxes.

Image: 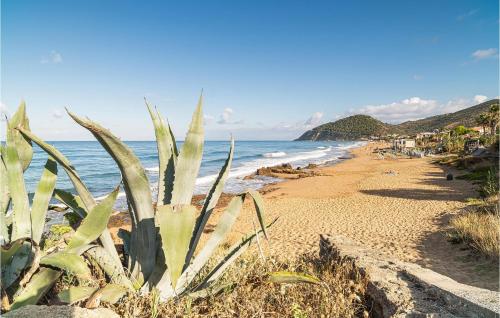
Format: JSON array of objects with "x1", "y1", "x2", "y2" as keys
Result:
[
  {"x1": 15, "y1": 127, "x2": 122, "y2": 268},
  {"x1": 66, "y1": 110, "x2": 156, "y2": 285},
  {"x1": 67, "y1": 186, "x2": 119, "y2": 251},
  {"x1": 8, "y1": 101, "x2": 33, "y2": 172},
  {"x1": 54, "y1": 189, "x2": 87, "y2": 218},
  {"x1": 98, "y1": 283, "x2": 129, "y2": 304},
  {"x1": 157, "y1": 204, "x2": 197, "y2": 288},
  {"x1": 170, "y1": 94, "x2": 204, "y2": 205},
  {"x1": 195, "y1": 218, "x2": 278, "y2": 292},
  {"x1": 146, "y1": 101, "x2": 176, "y2": 205},
  {"x1": 178, "y1": 193, "x2": 243, "y2": 289},
  {"x1": 57, "y1": 286, "x2": 98, "y2": 304},
  {"x1": 1, "y1": 240, "x2": 32, "y2": 289},
  {"x1": 186, "y1": 138, "x2": 234, "y2": 267},
  {"x1": 40, "y1": 252, "x2": 91, "y2": 278},
  {"x1": 11, "y1": 267, "x2": 61, "y2": 310},
  {"x1": 0, "y1": 151, "x2": 9, "y2": 244},
  {"x1": 246, "y1": 189, "x2": 268, "y2": 240},
  {"x1": 31, "y1": 158, "x2": 58, "y2": 244},
  {"x1": 3, "y1": 126, "x2": 30, "y2": 241},
  {"x1": 85, "y1": 246, "x2": 134, "y2": 289},
  {"x1": 269, "y1": 271, "x2": 321, "y2": 284}
]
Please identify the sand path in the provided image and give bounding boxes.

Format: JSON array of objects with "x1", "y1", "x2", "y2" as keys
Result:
[{"x1": 229, "y1": 142, "x2": 498, "y2": 291}]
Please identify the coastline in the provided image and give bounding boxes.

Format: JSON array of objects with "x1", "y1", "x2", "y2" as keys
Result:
[
  {"x1": 108, "y1": 141, "x2": 497, "y2": 291},
  {"x1": 216, "y1": 141, "x2": 498, "y2": 291}
]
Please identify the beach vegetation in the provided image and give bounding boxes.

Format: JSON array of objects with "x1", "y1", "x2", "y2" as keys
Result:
[
  {"x1": 105, "y1": 252, "x2": 369, "y2": 318},
  {"x1": 1, "y1": 102, "x2": 94, "y2": 312},
  {"x1": 4, "y1": 95, "x2": 273, "y2": 313}
]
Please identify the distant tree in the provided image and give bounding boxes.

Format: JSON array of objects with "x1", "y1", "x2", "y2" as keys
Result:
[
  {"x1": 488, "y1": 103, "x2": 499, "y2": 134},
  {"x1": 476, "y1": 113, "x2": 489, "y2": 135},
  {"x1": 453, "y1": 125, "x2": 469, "y2": 136}
]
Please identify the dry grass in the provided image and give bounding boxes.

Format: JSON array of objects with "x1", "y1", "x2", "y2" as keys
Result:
[
  {"x1": 106, "y1": 251, "x2": 370, "y2": 318},
  {"x1": 449, "y1": 208, "x2": 500, "y2": 259}
]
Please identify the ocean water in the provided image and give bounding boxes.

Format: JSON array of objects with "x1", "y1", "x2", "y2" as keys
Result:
[{"x1": 23, "y1": 140, "x2": 365, "y2": 212}]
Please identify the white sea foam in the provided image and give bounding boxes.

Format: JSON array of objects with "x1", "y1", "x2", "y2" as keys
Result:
[
  {"x1": 262, "y1": 151, "x2": 287, "y2": 158},
  {"x1": 108, "y1": 141, "x2": 367, "y2": 205}
]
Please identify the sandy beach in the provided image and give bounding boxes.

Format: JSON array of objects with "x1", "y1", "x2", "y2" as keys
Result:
[
  {"x1": 108, "y1": 141, "x2": 498, "y2": 291},
  {"x1": 223, "y1": 142, "x2": 498, "y2": 291}
]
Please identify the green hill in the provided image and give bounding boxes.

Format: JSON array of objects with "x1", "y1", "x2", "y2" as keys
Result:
[
  {"x1": 396, "y1": 99, "x2": 498, "y2": 134},
  {"x1": 295, "y1": 99, "x2": 499, "y2": 141},
  {"x1": 295, "y1": 114, "x2": 399, "y2": 141}
]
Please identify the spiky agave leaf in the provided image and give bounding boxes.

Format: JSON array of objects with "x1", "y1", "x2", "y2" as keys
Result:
[
  {"x1": 16, "y1": 127, "x2": 122, "y2": 268},
  {"x1": 246, "y1": 190, "x2": 268, "y2": 240},
  {"x1": 10, "y1": 267, "x2": 61, "y2": 310},
  {"x1": 8, "y1": 101, "x2": 33, "y2": 172},
  {"x1": 53, "y1": 189, "x2": 87, "y2": 218},
  {"x1": 57, "y1": 286, "x2": 97, "y2": 304},
  {"x1": 192, "y1": 218, "x2": 278, "y2": 293},
  {"x1": 177, "y1": 193, "x2": 244, "y2": 290},
  {"x1": 157, "y1": 204, "x2": 197, "y2": 288},
  {"x1": 95, "y1": 283, "x2": 129, "y2": 304},
  {"x1": 0, "y1": 150, "x2": 9, "y2": 244},
  {"x1": 185, "y1": 137, "x2": 234, "y2": 268},
  {"x1": 30, "y1": 158, "x2": 58, "y2": 244},
  {"x1": 66, "y1": 110, "x2": 156, "y2": 286},
  {"x1": 39, "y1": 252, "x2": 91, "y2": 278},
  {"x1": 170, "y1": 94, "x2": 204, "y2": 205},
  {"x1": 85, "y1": 246, "x2": 133, "y2": 289},
  {"x1": 1, "y1": 240, "x2": 32, "y2": 289},
  {"x1": 67, "y1": 186, "x2": 119, "y2": 251},
  {"x1": 269, "y1": 272, "x2": 321, "y2": 284},
  {"x1": 3, "y1": 126, "x2": 30, "y2": 241},
  {"x1": 145, "y1": 100, "x2": 176, "y2": 205}
]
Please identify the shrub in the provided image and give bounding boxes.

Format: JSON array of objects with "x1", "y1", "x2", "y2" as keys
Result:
[{"x1": 449, "y1": 211, "x2": 500, "y2": 259}]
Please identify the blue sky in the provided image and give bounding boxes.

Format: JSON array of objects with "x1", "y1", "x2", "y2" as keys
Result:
[{"x1": 1, "y1": 0, "x2": 498, "y2": 140}]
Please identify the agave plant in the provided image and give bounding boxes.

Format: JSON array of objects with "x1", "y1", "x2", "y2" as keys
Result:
[
  {"x1": 1, "y1": 103, "x2": 114, "y2": 311},
  {"x1": 16, "y1": 94, "x2": 274, "y2": 303}
]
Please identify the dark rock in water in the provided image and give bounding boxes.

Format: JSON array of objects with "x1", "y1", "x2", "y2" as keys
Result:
[
  {"x1": 338, "y1": 156, "x2": 353, "y2": 160},
  {"x1": 446, "y1": 173, "x2": 453, "y2": 181},
  {"x1": 305, "y1": 163, "x2": 318, "y2": 169}
]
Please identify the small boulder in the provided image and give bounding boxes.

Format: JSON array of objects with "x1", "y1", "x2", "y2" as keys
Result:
[{"x1": 4, "y1": 305, "x2": 120, "y2": 318}]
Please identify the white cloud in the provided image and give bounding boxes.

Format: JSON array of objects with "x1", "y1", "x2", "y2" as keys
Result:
[
  {"x1": 52, "y1": 109, "x2": 64, "y2": 119},
  {"x1": 304, "y1": 112, "x2": 324, "y2": 127},
  {"x1": 216, "y1": 107, "x2": 243, "y2": 125},
  {"x1": 413, "y1": 74, "x2": 423, "y2": 80},
  {"x1": 351, "y1": 95, "x2": 490, "y2": 123},
  {"x1": 472, "y1": 48, "x2": 498, "y2": 60},
  {"x1": 457, "y1": 9, "x2": 479, "y2": 21},
  {"x1": 203, "y1": 114, "x2": 214, "y2": 125},
  {"x1": 473, "y1": 95, "x2": 488, "y2": 104},
  {"x1": 41, "y1": 50, "x2": 63, "y2": 64}
]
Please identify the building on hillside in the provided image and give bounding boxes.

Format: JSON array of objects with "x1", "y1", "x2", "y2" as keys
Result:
[
  {"x1": 470, "y1": 126, "x2": 486, "y2": 135},
  {"x1": 416, "y1": 132, "x2": 435, "y2": 139},
  {"x1": 393, "y1": 138, "x2": 416, "y2": 150}
]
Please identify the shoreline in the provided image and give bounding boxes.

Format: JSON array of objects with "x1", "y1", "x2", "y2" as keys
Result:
[
  {"x1": 220, "y1": 141, "x2": 498, "y2": 291},
  {"x1": 108, "y1": 141, "x2": 497, "y2": 291}
]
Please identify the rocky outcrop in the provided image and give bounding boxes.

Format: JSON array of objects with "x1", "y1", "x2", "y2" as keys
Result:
[
  {"x1": 320, "y1": 235, "x2": 500, "y2": 317},
  {"x1": 4, "y1": 305, "x2": 120, "y2": 318},
  {"x1": 244, "y1": 163, "x2": 320, "y2": 180}
]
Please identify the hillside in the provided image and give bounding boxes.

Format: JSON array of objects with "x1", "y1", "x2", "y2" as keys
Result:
[
  {"x1": 295, "y1": 115, "x2": 400, "y2": 141},
  {"x1": 295, "y1": 99, "x2": 499, "y2": 141},
  {"x1": 396, "y1": 99, "x2": 498, "y2": 134}
]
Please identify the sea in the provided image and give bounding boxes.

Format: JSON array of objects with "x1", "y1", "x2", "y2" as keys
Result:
[{"x1": 22, "y1": 140, "x2": 365, "y2": 224}]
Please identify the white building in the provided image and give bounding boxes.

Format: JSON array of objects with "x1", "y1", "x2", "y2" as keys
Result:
[{"x1": 393, "y1": 139, "x2": 416, "y2": 150}]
